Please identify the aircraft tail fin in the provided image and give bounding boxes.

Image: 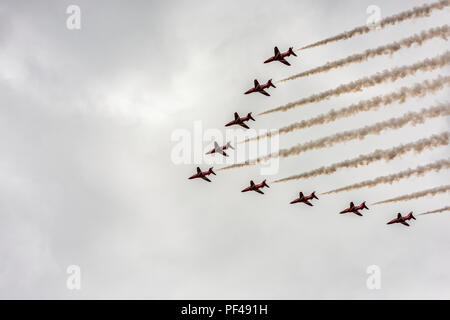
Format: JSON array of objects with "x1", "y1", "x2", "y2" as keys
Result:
[
  {"x1": 362, "y1": 201, "x2": 369, "y2": 210},
  {"x1": 289, "y1": 47, "x2": 297, "y2": 57},
  {"x1": 209, "y1": 167, "x2": 216, "y2": 175},
  {"x1": 311, "y1": 192, "x2": 318, "y2": 200},
  {"x1": 408, "y1": 212, "x2": 416, "y2": 220},
  {"x1": 263, "y1": 179, "x2": 270, "y2": 188},
  {"x1": 268, "y1": 79, "x2": 276, "y2": 88},
  {"x1": 247, "y1": 112, "x2": 255, "y2": 121},
  {"x1": 226, "y1": 141, "x2": 234, "y2": 150}
]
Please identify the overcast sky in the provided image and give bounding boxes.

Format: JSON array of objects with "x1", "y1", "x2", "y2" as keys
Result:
[{"x1": 0, "y1": 0, "x2": 449, "y2": 299}]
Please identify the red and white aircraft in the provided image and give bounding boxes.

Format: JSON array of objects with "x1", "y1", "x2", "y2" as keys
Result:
[
  {"x1": 340, "y1": 201, "x2": 369, "y2": 216},
  {"x1": 188, "y1": 167, "x2": 216, "y2": 182},
  {"x1": 387, "y1": 212, "x2": 416, "y2": 227},
  {"x1": 264, "y1": 46, "x2": 297, "y2": 66},
  {"x1": 290, "y1": 192, "x2": 318, "y2": 206},
  {"x1": 206, "y1": 141, "x2": 234, "y2": 157},
  {"x1": 225, "y1": 112, "x2": 255, "y2": 129},
  {"x1": 244, "y1": 79, "x2": 276, "y2": 96},
  {"x1": 241, "y1": 179, "x2": 270, "y2": 195}
]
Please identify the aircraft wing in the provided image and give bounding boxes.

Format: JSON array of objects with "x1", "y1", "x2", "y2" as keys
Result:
[
  {"x1": 259, "y1": 89, "x2": 270, "y2": 97},
  {"x1": 353, "y1": 210, "x2": 362, "y2": 216},
  {"x1": 239, "y1": 122, "x2": 250, "y2": 129},
  {"x1": 201, "y1": 176, "x2": 211, "y2": 182},
  {"x1": 279, "y1": 58, "x2": 291, "y2": 66},
  {"x1": 219, "y1": 150, "x2": 228, "y2": 157},
  {"x1": 303, "y1": 199, "x2": 313, "y2": 207},
  {"x1": 255, "y1": 189, "x2": 264, "y2": 194},
  {"x1": 400, "y1": 221, "x2": 410, "y2": 226}
]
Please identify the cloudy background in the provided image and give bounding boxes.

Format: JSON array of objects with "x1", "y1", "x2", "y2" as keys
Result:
[{"x1": 0, "y1": 0, "x2": 449, "y2": 299}]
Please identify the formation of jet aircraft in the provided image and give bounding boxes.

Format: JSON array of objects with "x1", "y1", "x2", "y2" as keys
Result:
[
  {"x1": 225, "y1": 112, "x2": 255, "y2": 129},
  {"x1": 190, "y1": 45, "x2": 297, "y2": 185},
  {"x1": 186, "y1": 45, "x2": 422, "y2": 228},
  {"x1": 340, "y1": 201, "x2": 369, "y2": 216},
  {"x1": 241, "y1": 180, "x2": 270, "y2": 194},
  {"x1": 244, "y1": 79, "x2": 276, "y2": 97},
  {"x1": 387, "y1": 212, "x2": 416, "y2": 227},
  {"x1": 264, "y1": 46, "x2": 297, "y2": 66},
  {"x1": 188, "y1": 167, "x2": 216, "y2": 182},
  {"x1": 290, "y1": 192, "x2": 319, "y2": 206},
  {"x1": 206, "y1": 141, "x2": 234, "y2": 157}
]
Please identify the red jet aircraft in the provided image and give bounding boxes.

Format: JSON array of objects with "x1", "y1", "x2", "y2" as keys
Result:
[
  {"x1": 225, "y1": 112, "x2": 255, "y2": 129},
  {"x1": 340, "y1": 201, "x2": 369, "y2": 216},
  {"x1": 387, "y1": 212, "x2": 416, "y2": 227},
  {"x1": 244, "y1": 79, "x2": 276, "y2": 96},
  {"x1": 264, "y1": 46, "x2": 297, "y2": 66},
  {"x1": 290, "y1": 192, "x2": 318, "y2": 206},
  {"x1": 241, "y1": 179, "x2": 270, "y2": 195},
  {"x1": 188, "y1": 167, "x2": 216, "y2": 182},
  {"x1": 206, "y1": 141, "x2": 234, "y2": 157}
]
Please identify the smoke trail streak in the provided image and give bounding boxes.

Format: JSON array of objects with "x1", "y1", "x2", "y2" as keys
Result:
[
  {"x1": 220, "y1": 104, "x2": 450, "y2": 170},
  {"x1": 322, "y1": 159, "x2": 450, "y2": 194},
  {"x1": 419, "y1": 206, "x2": 450, "y2": 215},
  {"x1": 281, "y1": 25, "x2": 449, "y2": 82},
  {"x1": 300, "y1": 0, "x2": 450, "y2": 50},
  {"x1": 372, "y1": 185, "x2": 450, "y2": 205},
  {"x1": 251, "y1": 75, "x2": 450, "y2": 143},
  {"x1": 264, "y1": 51, "x2": 450, "y2": 115},
  {"x1": 273, "y1": 132, "x2": 450, "y2": 183}
]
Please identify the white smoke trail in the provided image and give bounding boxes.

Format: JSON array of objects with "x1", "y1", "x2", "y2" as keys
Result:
[
  {"x1": 273, "y1": 132, "x2": 450, "y2": 183},
  {"x1": 281, "y1": 25, "x2": 449, "y2": 82},
  {"x1": 250, "y1": 75, "x2": 450, "y2": 143},
  {"x1": 373, "y1": 185, "x2": 450, "y2": 205},
  {"x1": 419, "y1": 206, "x2": 450, "y2": 216},
  {"x1": 221, "y1": 104, "x2": 450, "y2": 170},
  {"x1": 300, "y1": 0, "x2": 449, "y2": 50},
  {"x1": 263, "y1": 51, "x2": 450, "y2": 115},
  {"x1": 322, "y1": 159, "x2": 450, "y2": 194}
]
